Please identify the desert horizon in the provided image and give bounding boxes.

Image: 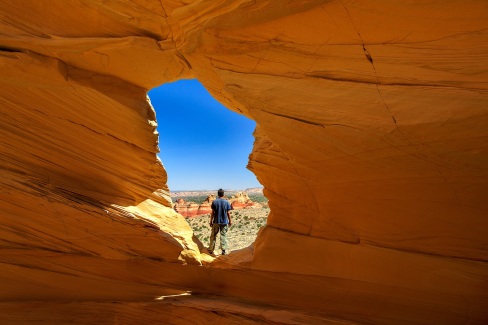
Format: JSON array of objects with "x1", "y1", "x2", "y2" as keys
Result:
[{"x1": 170, "y1": 186, "x2": 263, "y2": 195}]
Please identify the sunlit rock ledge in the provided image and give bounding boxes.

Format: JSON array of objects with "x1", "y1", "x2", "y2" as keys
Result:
[{"x1": 1, "y1": 1, "x2": 487, "y2": 324}]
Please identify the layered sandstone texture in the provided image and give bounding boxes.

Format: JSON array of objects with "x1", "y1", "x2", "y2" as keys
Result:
[
  {"x1": 1, "y1": 1, "x2": 487, "y2": 324},
  {"x1": 174, "y1": 195, "x2": 214, "y2": 217}
]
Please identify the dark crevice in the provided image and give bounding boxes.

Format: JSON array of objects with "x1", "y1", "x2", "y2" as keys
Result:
[
  {"x1": 0, "y1": 46, "x2": 24, "y2": 53},
  {"x1": 363, "y1": 45, "x2": 373, "y2": 64},
  {"x1": 257, "y1": 108, "x2": 325, "y2": 127},
  {"x1": 339, "y1": 0, "x2": 397, "y2": 126}
]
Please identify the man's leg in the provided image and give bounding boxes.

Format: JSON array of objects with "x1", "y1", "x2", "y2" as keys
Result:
[
  {"x1": 220, "y1": 224, "x2": 228, "y2": 253},
  {"x1": 208, "y1": 224, "x2": 220, "y2": 253}
]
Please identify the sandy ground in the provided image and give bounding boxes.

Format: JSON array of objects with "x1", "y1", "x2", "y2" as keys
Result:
[{"x1": 186, "y1": 207, "x2": 269, "y2": 254}]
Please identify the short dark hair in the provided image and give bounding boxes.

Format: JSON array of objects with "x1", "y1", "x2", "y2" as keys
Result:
[{"x1": 217, "y1": 188, "x2": 224, "y2": 197}]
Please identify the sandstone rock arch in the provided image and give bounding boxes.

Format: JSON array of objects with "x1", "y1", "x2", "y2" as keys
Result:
[{"x1": 1, "y1": 1, "x2": 487, "y2": 324}]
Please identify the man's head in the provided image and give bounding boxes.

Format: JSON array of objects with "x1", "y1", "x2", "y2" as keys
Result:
[{"x1": 217, "y1": 188, "x2": 224, "y2": 197}]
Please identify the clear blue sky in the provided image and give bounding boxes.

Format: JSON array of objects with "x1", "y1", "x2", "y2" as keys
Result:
[{"x1": 148, "y1": 79, "x2": 261, "y2": 191}]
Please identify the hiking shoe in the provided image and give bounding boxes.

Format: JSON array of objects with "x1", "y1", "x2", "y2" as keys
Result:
[{"x1": 222, "y1": 250, "x2": 226, "y2": 255}]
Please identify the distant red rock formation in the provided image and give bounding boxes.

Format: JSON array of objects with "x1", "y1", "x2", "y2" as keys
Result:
[
  {"x1": 197, "y1": 194, "x2": 215, "y2": 216},
  {"x1": 174, "y1": 192, "x2": 262, "y2": 218},
  {"x1": 174, "y1": 194, "x2": 215, "y2": 218},
  {"x1": 173, "y1": 199, "x2": 199, "y2": 218},
  {"x1": 229, "y1": 192, "x2": 263, "y2": 210}
]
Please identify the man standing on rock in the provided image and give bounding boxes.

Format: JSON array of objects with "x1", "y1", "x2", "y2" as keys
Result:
[{"x1": 208, "y1": 188, "x2": 232, "y2": 255}]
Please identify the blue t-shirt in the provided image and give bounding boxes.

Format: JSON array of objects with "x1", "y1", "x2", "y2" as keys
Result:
[{"x1": 211, "y1": 198, "x2": 232, "y2": 224}]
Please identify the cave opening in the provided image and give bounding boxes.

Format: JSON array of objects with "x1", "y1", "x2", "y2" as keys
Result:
[{"x1": 148, "y1": 79, "x2": 268, "y2": 255}]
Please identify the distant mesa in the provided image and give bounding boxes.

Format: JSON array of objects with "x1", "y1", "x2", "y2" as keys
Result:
[
  {"x1": 173, "y1": 191, "x2": 263, "y2": 218},
  {"x1": 172, "y1": 187, "x2": 263, "y2": 197}
]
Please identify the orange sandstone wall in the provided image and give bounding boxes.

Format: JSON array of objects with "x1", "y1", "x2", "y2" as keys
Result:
[{"x1": 1, "y1": 1, "x2": 487, "y2": 324}]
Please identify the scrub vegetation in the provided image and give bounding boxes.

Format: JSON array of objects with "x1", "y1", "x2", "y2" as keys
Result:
[{"x1": 186, "y1": 206, "x2": 270, "y2": 253}]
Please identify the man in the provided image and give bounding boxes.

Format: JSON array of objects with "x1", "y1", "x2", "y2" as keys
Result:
[{"x1": 208, "y1": 188, "x2": 232, "y2": 255}]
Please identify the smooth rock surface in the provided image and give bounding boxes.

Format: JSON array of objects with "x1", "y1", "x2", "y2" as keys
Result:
[{"x1": 1, "y1": 1, "x2": 487, "y2": 324}]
